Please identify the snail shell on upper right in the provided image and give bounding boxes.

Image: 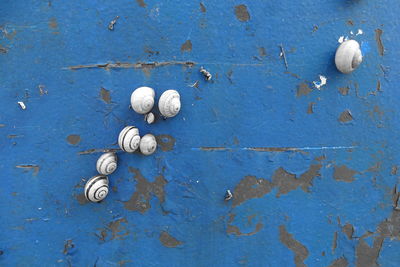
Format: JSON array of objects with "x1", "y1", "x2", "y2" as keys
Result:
[
  {"x1": 84, "y1": 175, "x2": 109, "y2": 202},
  {"x1": 130, "y1": 87, "x2": 155, "y2": 114},
  {"x1": 118, "y1": 126, "x2": 141, "y2": 153},
  {"x1": 158, "y1": 90, "x2": 181, "y2": 118},
  {"x1": 96, "y1": 152, "x2": 117, "y2": 175},
  {"x1": 335, "y1": 40, "x2": 363, "y2": 74}
]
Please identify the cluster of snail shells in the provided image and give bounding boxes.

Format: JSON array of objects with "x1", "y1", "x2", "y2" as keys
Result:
[
  {"x1": 118, "y1": 126, "x2": 157, "y2": 155},
  {"x1": 335, "y1": 40, "x2": 363, "y2": 74}
]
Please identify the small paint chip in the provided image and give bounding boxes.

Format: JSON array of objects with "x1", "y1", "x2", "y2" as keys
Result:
[
  {"x1": 17, "y1": 101, "x2": 26, "y2": 110},
  {"x1": 180, "y1": 40, "x2": 192, "y2": 52},
  {"x1": 67, "y1": 134, "x2": 81, "y2": 145},
  {"x1": 159, "y1": 231, "x2": 182, "y2": 248},
  {"x1": 313, "y1": 75, "x2": 327, "y2": 90},
  {"x1": 338, "y1": 110, "x2": 353, "y2": 123},
  {"x1": 100, "y1": 87, "x2": 111, "y2": 103},
  {"x1": 234, "y1": 4, "x2": 250, "y2": 22}
]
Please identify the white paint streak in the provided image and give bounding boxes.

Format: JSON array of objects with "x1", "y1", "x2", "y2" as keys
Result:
[
  {"x1": 356, "y1": 29, "x2": 363, "y2": 35},
  {"x1": 18, "y1": 101, "x2": 26, "y2": 110},
  {"x1": 313, "y1": 75, "x2": 327, "y2": 90}
]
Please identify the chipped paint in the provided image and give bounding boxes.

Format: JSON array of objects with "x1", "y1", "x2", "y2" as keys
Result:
[
  {"x1": 66, "y1": 134, "x2": 81, "y2": 145},
  {"x1": 234, "y1": 5, "x2": 250, "y2": 22},
  {"x1": 155, "y1": 135, "x2": 176, "y2": 152},
  {"x1": 313, "y1": 75, "x2": 327, "y2": 89},
  {"x1": 159, "y1": 231, "x2": 182, "y2": 248},
  {"x1": 279, "y1": 225, "x2": 309, "y2": 267},
  {"x1": 375, "y1": 29, "x2": 384, "y2": 56},
  {"x1": 333, "y1": 165, "x2": 357, "y2": 182}
]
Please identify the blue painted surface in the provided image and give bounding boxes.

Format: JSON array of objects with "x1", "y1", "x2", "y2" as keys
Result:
[{"x1": 1, "y1": 0, "x2": 399, "y2": 266}]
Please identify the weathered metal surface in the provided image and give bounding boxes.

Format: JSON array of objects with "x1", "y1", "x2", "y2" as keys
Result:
[{"x1": 1, "y1": 0, "x2": 399, "y2": 266}]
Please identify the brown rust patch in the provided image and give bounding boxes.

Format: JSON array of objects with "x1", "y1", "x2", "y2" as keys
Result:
[
  {"x1": 297, "y1": 83, "x2": 312, "y2": 97},
  {"x1": 258, "y1": 47, "x2": 267, "y2": 57},
  {"x1": 123, "y1": 168, "x2": 167, "y2": 213},
  {"x1": 76, "y1": 193, "x2": 89, "y2": 205},
  {"x1": 333, "y1": 165, "x2": 357, "y2": 182},
  {"x1": 234, "y1": 4, "x2": 250, "y2": 22},
  {"x1": 136, "y1": 0, "x2": 146, "y2": 7},
  {"x1": 159, "y1": 231, "x2": 182, "y2": 248},
  {"x1": 67, "y1": 134, "x2": 81, "y2": 145},
  {"x1": 227, "y1": 223, "x2": 264, "y2": 236},
  {"x1": 108, "y1": 218, "x2": 129, "y2": 240},
  {"x1": 49, "y1": 18, "x2": 58, "y2": 29},
  {"x1": 279, "y1": 225, "x2": 309, "y2": 267},
  {"x1": 338, "y1": 86, "x2": 350, "y2": 96},
  {"x1": 338, "y1": 110, "x2": 353, "y2": 123},
  {"x1": 342, "y1": 223, "x2": 354, "y2": 239},
  {"x1": 347, "y1": 20, "x2": 354, "y2": 26},
  {"x1": 63, "y1": 239, "x2": 74, "y2": 255},
  {"x1": 232, "y1": 164, "x2": 322, "y2": 206},
  {"x1": 180, "y1": 40, "x2": 192, "y2": 52},
  {"x1": 332, "y1": 231, "x2": 338, "y2": 252},
  {"x1": 16, "y1": 164, "x2": 40, "y2": 176},
  {"x1": 100, "y1": 87, "x2": 111, "y2": 103},
  {"x1": 156, "y1": 135, "x2": 176, "y2": 152},
  {"x1": 329, "y1": 257, "x2": 349, "y2": 267},
  {"x1": 307, "y1": 102, "x2": 315, "y2": 114},
  {"x1": 375, "y1": 29, "x2": 384, "y2": 56},
  {"x1": 200, "y1": 2, "x2": 206, "y2": 13}
]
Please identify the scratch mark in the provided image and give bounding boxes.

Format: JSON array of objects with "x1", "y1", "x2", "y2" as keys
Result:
[
  {"x1": 16, "y1": 164, "x2": 40, "y2": 176},
  {"x1": 78, "y1": 148, "x2": 120, "y2": 155},
  {"x1": 65, "y1": 61, "x2": 196, "y2": 70},
  {"x1": 279, "y1": 44, "x2": 288, "y2": 70},
  {"x1": 193, "y1": 146, "x2": 355, "y2": 152}
]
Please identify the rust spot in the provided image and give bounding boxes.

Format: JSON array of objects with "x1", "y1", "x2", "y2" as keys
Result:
[
  {"x1": 227, "y1": 222, "x2": 264, "y2": 236},
  {"x1": 76, "y1": 193, "x2": 89, "y2": 205},
  {"x1": 279, "y1": 225, "x2": 309, "y2": 267},
  {"x1": 234, "y1": 4, "x2": 250, "y2": 22},
  {"x1": 333, "y1": 165, "x2": 357, "y2": 182},
  {"x1": 307, "y1": 102, "x2": 315, "y2": 114},
  {"x1": 159, "y1": 231, "x2": 182, "y2": 248},
  {"x1": 232, "y1": 164, "x2": 322, "y2": 207},
  {"x1": 339, "y1": 110, "x2": 353, "y2": 123},
  {"x1": 136, "y1": 0, "x2": 146, "y2": 7},
  {"x1": 329, "y1": 257, "x2": 349, "y2": 267},
  {"x1": 376, "y1": 80, "x2": 381, "y2": 92},
  {"x1": 180, "y1": 40, "x2": 192, "y2": 52},
  {"x1": 338, "y1": 86, "x2": 350, "y2": 96},
  {"x1": 332, "y1": 231, "x2": 338, "y2": 252},
  {"x1": 297, "y1": 83, "x2": 312, "y2": 97},
  {"x1": 49, "y1": 17, "x2": 58, "y2": 29},
  {"x1": 258, "y1": 47, "x2": 267, "y2": 57},
  {"x1": 156, "y1": 135, "x2": 176, "y2": 152},
  {"x1": 391, "y1": 165, "x2": 398, "y2": 175},
  {"x1": 342, "y1": 223, "x2": 354, "y2": 239},
  {"x1": 100, "y1": 87, "x2": 111, "y2": 104},
  {"x1": 63, "y1": 239, "x2": 74, "y2": 255},
  {"x1": 375, "y1": 29, "x2": 384, "y2": 56},
  {"x1": 123, "y1": 168, "x2": 167, "y2": 213},
  {"x1": 347, "y1": 20, "x2": 354, "y2": 26},
  {"x1": 16, "y1": 165, "x2": 40, "y2": 176},
  {"x1": 199, "y1": 2, "x2": 206, "y2": 13},
  {"x1": 67, "y1": 134, "x2": 81, "y2": 145}
]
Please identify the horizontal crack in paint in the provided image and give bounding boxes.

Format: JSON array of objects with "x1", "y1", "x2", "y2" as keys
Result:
[
  {"x1": 66, "y1": 61, "x2": 196, "y2": 70},
  {"x1": 16, "y1": 164, "x2": 40, "y2": 176}
]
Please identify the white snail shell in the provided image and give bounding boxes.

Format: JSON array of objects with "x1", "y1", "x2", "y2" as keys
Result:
[
  {"x1": 118, "y1": 126, "x2": 141, "y2": 153},
  {"x1": 96, "y1": 152, "x2": 117, "y2": 175},
  {"x1": 139, "y1": 134, "x2": 157, "y2": 155},
  {"x1": 335, "y1": 40, "x2": 363, "y2": 74},
  {"x1": 131, "y1": 87, "x2": 155, "y2": 114},
  {"x1": 84, "y1": 175, "x2": 109, "y2": 202},
  {"x1": 144, "y1": 112, "x2": 155, "y2": 124},
  {"x1": 158, "y1": 90, "x2": 181, "y2": 118}
]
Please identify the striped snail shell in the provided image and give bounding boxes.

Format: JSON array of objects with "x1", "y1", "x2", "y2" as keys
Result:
[
  {"x1": 335, "y1": 40, "x2": 362, "y2": 74},
  {"x1": 96, "y1": 152, "x2": 117, "y2": 175},
  {"x1": 158, "y1": 90, "x2": 181, "y2": 118},
  {"x1": 131, "y1": 87, "x2": 155, "y2": 114},
  {"x1": 84, "y1": 175, "x2": 109, "y2": 202},
  {"x1": 139, "y1": 134, "x2": 157, "y2": 155},
  {"x1": 118, "y1": 126, "x2": 141, "y2": 153}
]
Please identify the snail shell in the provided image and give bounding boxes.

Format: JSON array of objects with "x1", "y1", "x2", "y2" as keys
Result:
[
  {"x1": 158, "y1": 90, "x2": 181, "y2": 118},
  {"x1": 131, "y1": 87, "x2": 155, "y2": 114},
  {"x1": 96, "y1": 152, "x2": 117, "y2": 175},
  {"x1": 139, "y1": 134, "x2": 157, "y2": 155},
  {"x1": 335, "y1": 40, "x2": 363, "y2": 74},
  {"x1": 144, "y1": 112, "x2": 155, "y2": 124},
  {"x1": 118, "y1": 126, "x2": 141, "y2": 153},
  {"x1": 84, "y1": 175, "x2": 109, "y2": 202}
]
